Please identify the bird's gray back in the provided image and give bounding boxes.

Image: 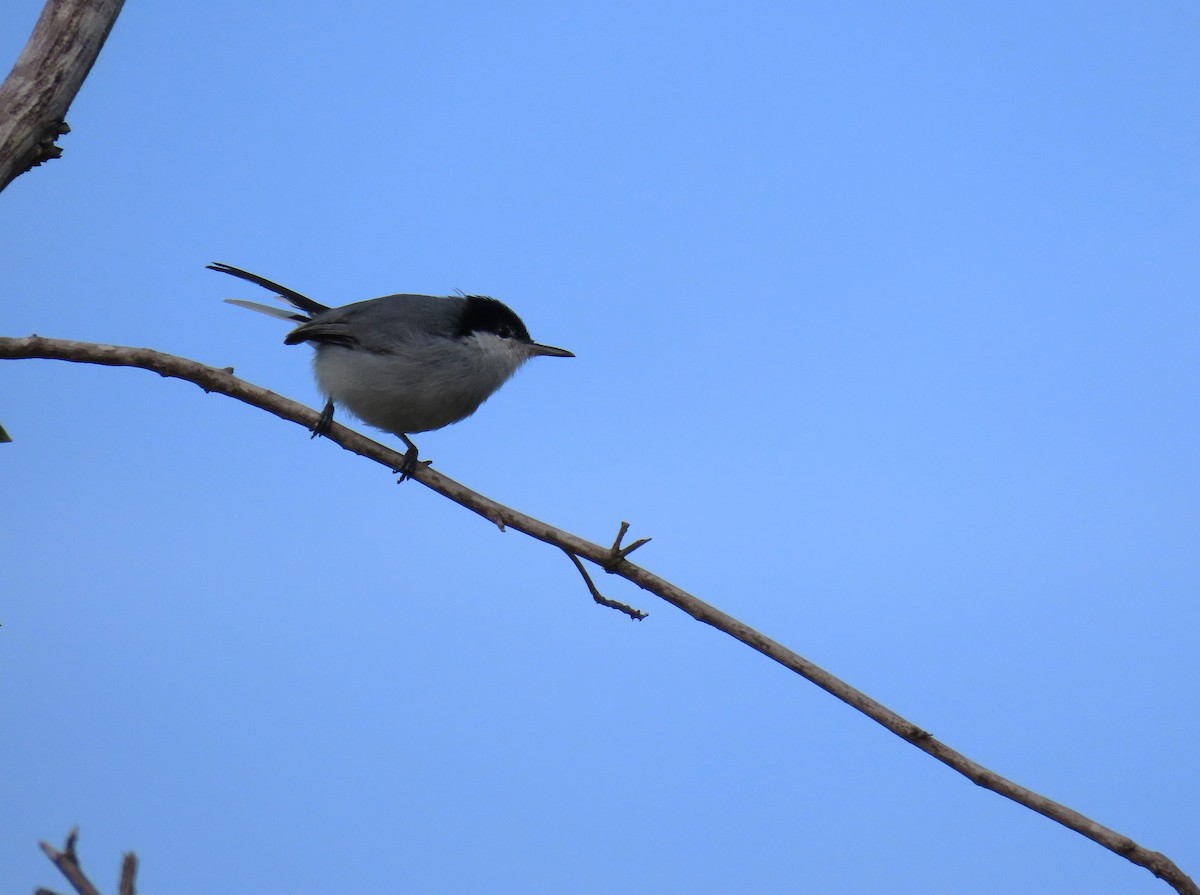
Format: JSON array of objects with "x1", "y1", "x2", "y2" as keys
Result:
[{"x1": 303, "y1": 294, "x2": 467, "y2": 352}]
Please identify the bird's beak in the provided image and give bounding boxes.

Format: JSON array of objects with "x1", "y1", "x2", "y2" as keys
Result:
[{"x1": 528, "y1": 342, "x2": 575, "y2": 358}]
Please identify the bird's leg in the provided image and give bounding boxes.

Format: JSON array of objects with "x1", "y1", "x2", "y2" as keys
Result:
[
  {"x1": 394, "y1": 433, "x2": 431, "y2": 482},
  {"x1": 311, "y1": 399, "x2": 335, "y2": 439}
]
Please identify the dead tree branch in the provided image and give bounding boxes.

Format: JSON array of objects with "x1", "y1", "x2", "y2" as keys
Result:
[
  {"x1": 2, "y1": 334, "x2": 1196, "y2": 895},
  {"x1": 36, "y1": 827, "x2": 137, "y2": 895},
  {"x1": 0, "y1": 0, "x2": 126, "y2": 192}
]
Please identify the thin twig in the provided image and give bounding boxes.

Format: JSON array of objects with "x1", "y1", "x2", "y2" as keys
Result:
[
  {"x1": 610, "y1": 521, "x2": 631, "y2": 553},
  {"x1": 564, "y1": 550, "x2": 647, "y2": 620},
  {"x1": 618, "y1": 537, "x2": 651, "y2": 560},
  {"x1": 2, "y1": 335, "x2": 1196, "y2": 895}
]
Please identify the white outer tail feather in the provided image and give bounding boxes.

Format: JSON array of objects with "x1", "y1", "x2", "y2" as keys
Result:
[{"x1": 223, "y1": 298, "x2": 308, "y2": 322}]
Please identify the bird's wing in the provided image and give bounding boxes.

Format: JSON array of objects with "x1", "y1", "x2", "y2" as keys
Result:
[{"x1": 284, "y1": 320, "x2": 358, "y2": 347}]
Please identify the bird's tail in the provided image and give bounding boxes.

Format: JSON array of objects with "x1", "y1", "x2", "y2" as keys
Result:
[
  {"x1": 223, "y1": 298, "x2": 309, "y2": 322},
  {"x1": 208, "y1": 262, "x2": 330, "y2": 321}
]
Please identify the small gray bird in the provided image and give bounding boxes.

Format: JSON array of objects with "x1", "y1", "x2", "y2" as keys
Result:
[{"x1": 210, "y1": 263, "x2": 573, "y2": 478}]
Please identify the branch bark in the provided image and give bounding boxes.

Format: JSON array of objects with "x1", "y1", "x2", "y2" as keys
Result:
[
  {"x1": 0, "y1": 0, "x2": 126, "y2": 192},
  {"x1": 36, "y1": 828, "x2": 138, "y2": 895},
  {"x1": 3, "y1": 334, "x2": 1196, "y2": 895},
  {"x1": 37, "y1": 828, "x2": 105, "y2": 895}
]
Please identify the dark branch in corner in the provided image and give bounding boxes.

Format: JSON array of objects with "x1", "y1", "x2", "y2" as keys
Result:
[
  {"x1": 1, "y1": 335, "x2": 1196, "y2": 895},
  {"x1": 0, "y1": 0, "x2": 127, "y2": 192}
]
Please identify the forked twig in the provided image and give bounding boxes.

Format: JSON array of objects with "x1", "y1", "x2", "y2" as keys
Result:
[
  {"x1": 37, "y1": 828, "x2": 119, "y2": 895},
  {"x1": 36, "y1": 829, "x2": 139, "y2": 895},
  {"x1": 606, "y1": 520, "x2": 651, "y2": 570}
]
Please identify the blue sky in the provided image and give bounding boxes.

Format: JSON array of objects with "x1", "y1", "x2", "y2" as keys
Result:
[{"x1": 2, "y1": 2, "x2": 1197, "y2": 893}]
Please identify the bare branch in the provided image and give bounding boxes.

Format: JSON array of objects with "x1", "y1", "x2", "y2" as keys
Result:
[
  {"x1": 118, "y1": 853, "x2": 138, "y2": 895},
  {"x1": 36, "y1": 829, "x2": 140, "y2": 895},
  {"x1": 0, "y1": 0, "x2": 127, "y2": 192},
  {"x1": 38, "y1": 828, "x2": 103, "y2": 895},
  {"x1": 3, "y1": 334, "x2": 1197, "y2": 895}
]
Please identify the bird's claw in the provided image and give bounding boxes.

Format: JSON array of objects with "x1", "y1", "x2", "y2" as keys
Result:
[
  {"x1": 394, "y1": 448, "x2": 432, "y2": 483},
  {"x1": 311, "y1": 400, "x2": 335, "y2": 439}
]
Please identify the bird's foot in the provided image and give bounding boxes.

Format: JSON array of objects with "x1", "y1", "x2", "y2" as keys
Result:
[
  {"x1": 394, "y1": 445, "x2": 432, "y2": 483},
  {"x1": 310, "y1": 400, "x2": 335, "y2": 439}
]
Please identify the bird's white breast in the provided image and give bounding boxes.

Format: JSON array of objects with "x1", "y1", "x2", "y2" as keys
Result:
[{"x1": 313, "y1": 332, "x2": 532, "y2": 435}]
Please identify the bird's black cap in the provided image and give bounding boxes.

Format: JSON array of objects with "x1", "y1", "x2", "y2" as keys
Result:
[{"x1": 456, "y1": 295, "x2": 533, "y2": 342}]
